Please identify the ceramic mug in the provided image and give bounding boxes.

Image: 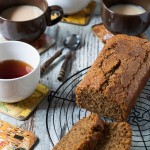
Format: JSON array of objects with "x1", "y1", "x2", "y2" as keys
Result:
[
  {"x1": 101, "y1": 0, "x2": 150, "y2": 36},
  {"x1": 0, "y1": 0, "x2": 63, "y2": 43},
  {"x1": 0, "y1": 41, "x2": 40, "y2": 103}
]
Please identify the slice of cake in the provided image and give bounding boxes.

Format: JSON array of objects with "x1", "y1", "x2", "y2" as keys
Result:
[
  {"x1": 76, "y1": 34, "x2": 150, "y2": 121},
  {"x1": 96, "y1": 122, "x2": 132, "y2": 150},
  {"x1": 53, "y1": 114, "x2": 104, "y2": 150},
  {"x1": 53, "y1": 114, "x2": 132, "y2": 150}
]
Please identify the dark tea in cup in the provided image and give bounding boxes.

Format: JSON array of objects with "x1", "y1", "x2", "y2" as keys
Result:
[
  {"x1": 0, "y1": 60, "x2": 33, "y2": 79},
  {"x1": 0, "y1": 41, "x2": 40, "y2": 103}
]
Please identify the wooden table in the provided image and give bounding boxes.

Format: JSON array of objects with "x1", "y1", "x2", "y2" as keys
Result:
[
  {"x1": 0, "y1": 13, "x2": 150, "y2": 150},
  {"x1": 0, "y1": 14, "x2": 103, "y2": 149}
]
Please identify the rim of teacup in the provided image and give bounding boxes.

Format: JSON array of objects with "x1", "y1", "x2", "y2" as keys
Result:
[
  {"x1": 0, "y1": 0, "x2": 48, "y2": 23},
  {"x1": 0, "y1": 41, "x2": 40, "y2": 81},
  {"x1": 102, "y1": 0, "x2": 149, "y2": 17}
]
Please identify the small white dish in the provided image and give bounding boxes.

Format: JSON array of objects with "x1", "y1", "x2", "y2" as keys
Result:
[
  {"x1": 49, "y1": 0, "x2": 91, "y2": 14},
  {"x1": 0, "y1": 41, "x2": 40, "y2": 103}
]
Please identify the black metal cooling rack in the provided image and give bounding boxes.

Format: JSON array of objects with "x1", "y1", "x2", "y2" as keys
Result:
[{"x1": 46, "y1": 67, "x2": 150, "y2": 150}]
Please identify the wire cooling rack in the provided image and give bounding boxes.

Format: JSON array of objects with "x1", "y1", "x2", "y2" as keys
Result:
[{"x1": 46, "y1": 67, "x2": 150, "y2": 150}]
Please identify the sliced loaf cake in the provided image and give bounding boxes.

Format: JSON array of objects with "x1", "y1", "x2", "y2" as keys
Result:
[{"x1": 53, "y1": 114, "x2": 132, "y2": 150}]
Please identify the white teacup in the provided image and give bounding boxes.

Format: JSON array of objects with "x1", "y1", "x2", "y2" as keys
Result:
[{"x1": 0, "y1": 41, "x2": 40, "y2": 103}]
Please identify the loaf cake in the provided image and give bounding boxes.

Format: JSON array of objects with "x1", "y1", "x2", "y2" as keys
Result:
[
  {"x1": 53, "y1": 114, "x2": 132, "y2": 150},
  {"x1": 76, "y1": 34, "x2": 150, "y2": 121},
  {"x1": 53, "y1": 114, "x2": 104, "y2": 150}
]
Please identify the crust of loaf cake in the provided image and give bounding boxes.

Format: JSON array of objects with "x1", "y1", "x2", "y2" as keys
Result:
[
  {"x1": 53, "y1": 114, "x2": 104, "y2": 150},
  {"x1": 76, "y1": 34, "x2": 150, "y2": 121}
]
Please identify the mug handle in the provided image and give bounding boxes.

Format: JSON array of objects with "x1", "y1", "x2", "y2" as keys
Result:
[{"x1": 46, "y1": 5, "x2": 64, "y2": 26}]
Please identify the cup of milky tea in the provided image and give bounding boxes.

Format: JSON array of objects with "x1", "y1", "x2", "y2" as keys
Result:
[
  {"x1": 0, "y1": 0, "x2": 63, "y2": 43},
  {"x1": 0, "y1": 41, "x2": 40, "y2": 103},
  {"x1": 101, "y1": 0, "x2": 150, "y2": 36}
]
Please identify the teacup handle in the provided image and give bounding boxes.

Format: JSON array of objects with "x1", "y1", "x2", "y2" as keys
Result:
[{"x1": 46, "y1": 5, "x2": 64, "y2": 26}]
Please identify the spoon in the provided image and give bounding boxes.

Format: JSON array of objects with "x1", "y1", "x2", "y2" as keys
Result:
[
  {"x1": 41, "y1": 34, "x2": 81, "y2": 76},
  {"x1": 57, "y1": 35, "x2": 81, "y2": 81},
  {"x1": 57, "y1": 37, "x2": 81, "y2": 81}
]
